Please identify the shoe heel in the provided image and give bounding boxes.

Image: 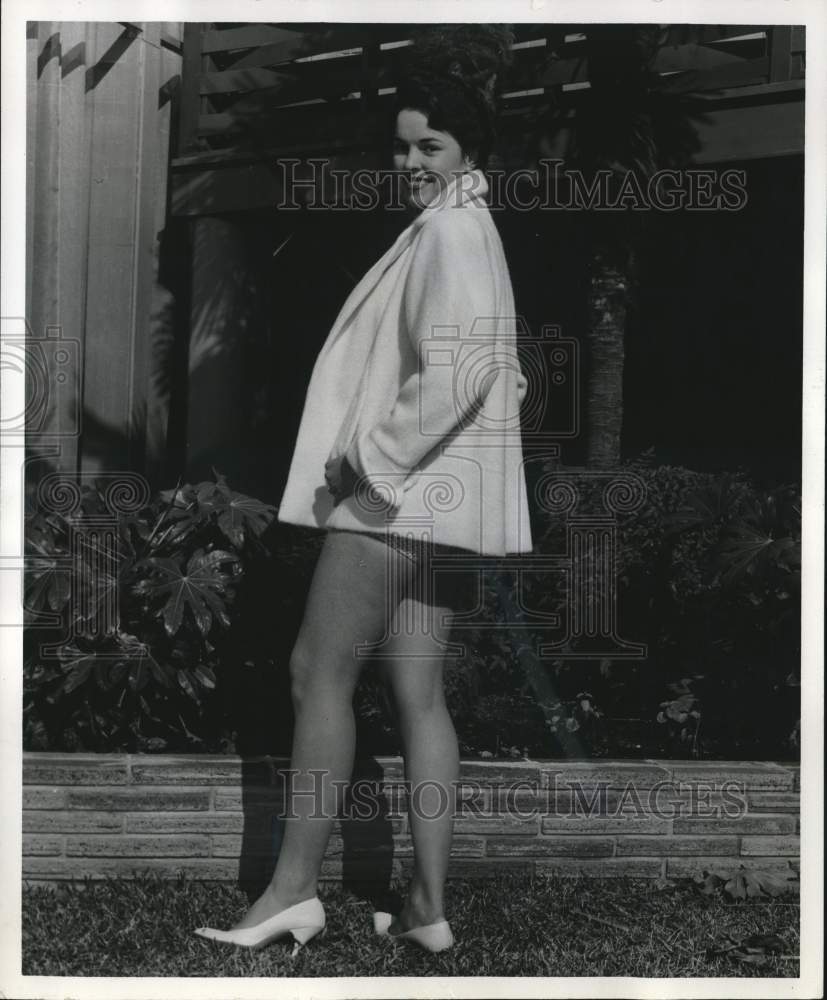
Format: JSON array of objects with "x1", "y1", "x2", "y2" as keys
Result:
[{"x1": 289, "y1": 923, "x2": 325, "y2": 957}]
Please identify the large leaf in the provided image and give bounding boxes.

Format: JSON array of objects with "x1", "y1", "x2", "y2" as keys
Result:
[
  {"x1": 24, "y1": 554, "x2": 72, "y2": 616},
  {"x1": 53, "y1": 646, "x2": 97, "y2": 697},
  {"x1": 138, "y1": 549, "x2": 239, "y2": 636},
  {"x1": 176, "y1": 668, "x2": 200, "y2": 703},
  {"x1": 24, "y1": 524, "x2": 73, "y2": 616},
  {"x1": 193, "y1": 475, "x2": 277, "y2": 546}
]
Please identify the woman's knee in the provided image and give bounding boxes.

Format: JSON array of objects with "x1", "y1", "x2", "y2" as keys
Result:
[
  {"x1": 389, "y1": 670, "x2": 447, "y2": 721},
  {"x1": 289, "y1": 641, "x2": 357, "y2": 710}
]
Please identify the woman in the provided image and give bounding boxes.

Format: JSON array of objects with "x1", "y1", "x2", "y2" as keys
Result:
[{"x1": 195, "y1": 52, "x2": 531, "y2": 956}]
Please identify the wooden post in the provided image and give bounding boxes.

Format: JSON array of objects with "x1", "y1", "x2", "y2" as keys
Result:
[
  {"x1": 177, "y1": 23, "x2": 205, "y2": 155},
  {"x1": 769, "y1": 26, "x2": 793, "y2": 83}
]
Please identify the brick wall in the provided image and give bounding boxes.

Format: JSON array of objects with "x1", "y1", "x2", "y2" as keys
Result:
[{"x1": 22, "y1": 754, "x2": 800, "y2": 885}]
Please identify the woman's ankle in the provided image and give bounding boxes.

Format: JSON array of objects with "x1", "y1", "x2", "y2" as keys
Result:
[
  {"x1": 404, "y1": 883, "x2": 445, "y2": 925},
  {"x1": 262, "y1": 880, "x2": 318, "y2": 910}
]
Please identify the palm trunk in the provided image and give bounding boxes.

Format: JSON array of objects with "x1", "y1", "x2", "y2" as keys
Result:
[{"x1": 584, "y1": 251, "x2": 628, "y2": 468}]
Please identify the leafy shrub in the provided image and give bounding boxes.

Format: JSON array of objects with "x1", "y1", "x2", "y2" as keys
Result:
[
  {"x1": 24, "y1": 458, "x2": 800, "y2": 759},
  {"x1": 24, "y1": 473, "x2": 280, "y2": 752},
  {"x1": 442, "y1": 455, "x2": 800, "y2": 759}
]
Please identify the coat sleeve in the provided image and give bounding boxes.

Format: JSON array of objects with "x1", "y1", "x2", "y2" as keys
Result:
[{"x1": 345, "y1": 209, "x2": 500, "y2": 484}]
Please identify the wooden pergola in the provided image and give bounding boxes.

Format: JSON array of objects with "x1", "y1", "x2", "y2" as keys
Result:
[
  {"x1": 170, "y1": 23, "x2": 805, "y2": 216},
  {"x1": 24, "y1": 22, "x2": 806, "y2": 491}
]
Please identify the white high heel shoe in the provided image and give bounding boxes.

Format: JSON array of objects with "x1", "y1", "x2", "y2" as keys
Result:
[
  {"x1": 195, "y1": 896, "x2": 326, "y2": 955},
  {"x1": 373, "y1": 910, "x2": 454, "y2": 953}
]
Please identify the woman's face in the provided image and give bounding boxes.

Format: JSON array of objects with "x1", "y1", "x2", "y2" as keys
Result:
[{"x1": 393, "y1": 108, "x2": 470, "y2": 210}]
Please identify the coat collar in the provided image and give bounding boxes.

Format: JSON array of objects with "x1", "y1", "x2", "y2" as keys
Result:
[{"x1": 317, "y1": 169, "x2": 489, "y2": 358}]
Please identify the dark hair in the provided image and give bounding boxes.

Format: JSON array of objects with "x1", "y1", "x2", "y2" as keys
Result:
[
  {"x1": 390, "y1": 24, "x2": 514, "y2": 169},
  {"x1": 393, "y1": 72, "x2": 496, "y2": 166}
]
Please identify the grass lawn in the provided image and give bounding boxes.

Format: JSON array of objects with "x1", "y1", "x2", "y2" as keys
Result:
[{"x1": 22, "y1": 874, "x2": 799, "y2": 979}]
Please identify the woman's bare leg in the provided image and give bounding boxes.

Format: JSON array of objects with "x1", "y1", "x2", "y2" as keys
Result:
[
  {"x1": 381, "y1": 590, "x2": 459, "y2": 931},
  {"x1": 233, "y1": 530, "x2": 415, "y2": 928}
]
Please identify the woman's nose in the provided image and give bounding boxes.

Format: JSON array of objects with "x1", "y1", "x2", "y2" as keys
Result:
[{"x1": 404, "y1": 148, "x2": 422, "y2": 172}]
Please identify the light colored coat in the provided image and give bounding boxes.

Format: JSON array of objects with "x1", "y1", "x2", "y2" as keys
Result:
[{"x1": 277, "y1": 170, "x2": 533, "y2": 555}]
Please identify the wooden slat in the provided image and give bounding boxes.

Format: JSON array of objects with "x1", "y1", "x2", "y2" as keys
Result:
[
  {"x1": 201, "y1": 23, "x2": 418, "y2": 60},
  {"x1": 80, "y1": 22, "x2": 143, "y2": 472},
  {"x1": 199, "y1": 23, "x2": 778, "y2": 65},
  {"x1": 225, "y1": 36, "x2": 322, "y2": 69},
  {"x1": 659, "y1": 56, "x2": 769, "y2": 95},
  {"x1": 200, "y1": 66, "x2": 292, "y2": 95},
  {"x1": 192, "y1": 56, "x2": 772, "y2": 143},
  {"x1": 126, "y1": 22, "x2": 163, "y2": 470},
  {"x1": 201, "y1": 24, "x2": 306, "y2": 54},
  {"x1": 27, "y1": 22, "x2": 80, "y2": 472},
  {"x1": 652, "y1": 40, "x2": 765, "y2": 74},
  {"x1": 203, "y1": 23, "x2": 575, "y2": 77},
  {"x1": 661, "y1": 24, "x2": 770, "y2": 47},
  {"x1": 199, "y1": 54, "x2": 366, "y2": 99},
  {"x1": 200, "y1": 39, "x2": 561, "y2": 104},
  {"x1": 683, "y1": 79, "x2": 804, "y2": 103},
  {"x1": 192, "y1": 42, "x2": 583, "y2": 133},
  {"x1": 191, "y1": 34, "x2": 776, "y2": 122}
]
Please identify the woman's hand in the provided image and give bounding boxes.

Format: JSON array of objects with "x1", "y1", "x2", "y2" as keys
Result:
[{"x1": 324, "y1": 453, "x2": 359, "y2": 505}]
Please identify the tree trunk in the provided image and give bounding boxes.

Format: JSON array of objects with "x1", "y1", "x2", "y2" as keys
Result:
[{"x1": 585, "y1": 252, "x2": 628, "y2": 468}]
